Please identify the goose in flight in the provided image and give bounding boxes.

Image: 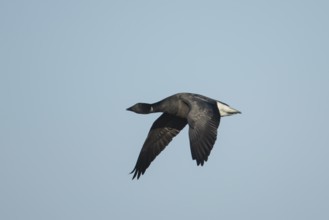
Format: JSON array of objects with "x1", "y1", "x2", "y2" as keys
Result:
[{"x1": 127, "y1": 93, "x2": 241, "y2": 179}]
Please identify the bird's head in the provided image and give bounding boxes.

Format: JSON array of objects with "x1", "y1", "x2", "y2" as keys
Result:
[{"x1": 126, "y1": 103, "x2": 153, "y2": 114}]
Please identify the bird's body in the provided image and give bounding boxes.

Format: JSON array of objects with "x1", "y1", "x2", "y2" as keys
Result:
[{"x1": 127, "y1": 93, "x2": 240, "y2": 179}]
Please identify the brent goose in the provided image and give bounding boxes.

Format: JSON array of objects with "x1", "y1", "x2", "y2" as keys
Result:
[{"x1": 127, "y1": 93, "x2": 241, "y2": 179}]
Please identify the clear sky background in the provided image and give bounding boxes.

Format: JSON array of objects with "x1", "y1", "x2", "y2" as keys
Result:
[{"x1": 1, "y1": 1, "x2": 329, "y2": 219}]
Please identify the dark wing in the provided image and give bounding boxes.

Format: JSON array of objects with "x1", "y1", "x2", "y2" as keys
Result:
[
  {"x1": 187, "y1": 103, "x2": 221, "y2": 166},
  {"x1": 131, "y1": 113, "x2": 187, "y2": 179}
]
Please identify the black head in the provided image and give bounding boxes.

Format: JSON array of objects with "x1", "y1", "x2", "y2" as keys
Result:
[{"x1": 126, "y1": 103, "x2": 152, "y2": 114}]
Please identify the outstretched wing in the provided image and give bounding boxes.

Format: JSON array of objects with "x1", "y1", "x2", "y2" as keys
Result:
[
  {"x1": 188, "y1": 102, "x2": 221, "y2": 166},
  {"x1": 131, "y1": 113, "x2": 187, "y2": 179}
]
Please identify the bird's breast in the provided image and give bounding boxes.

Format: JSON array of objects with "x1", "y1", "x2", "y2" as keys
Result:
[{"x1": 174, "y1": 100, "x2": 189, "y2": 118}]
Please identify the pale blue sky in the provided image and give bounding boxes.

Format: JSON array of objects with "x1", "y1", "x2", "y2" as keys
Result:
[{"x1": 1, "y1": 1, "x2": 329, "y2": 219}]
